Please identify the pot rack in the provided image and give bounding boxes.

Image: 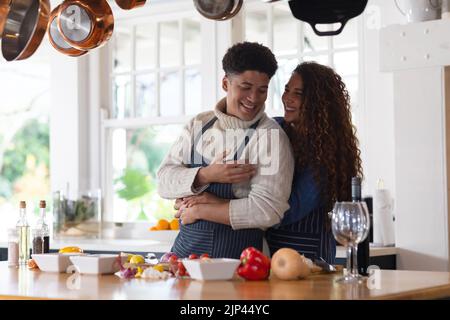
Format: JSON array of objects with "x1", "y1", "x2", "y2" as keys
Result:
[{"x1": 0, "y1": 0, "x2": 368, "y2": 62}]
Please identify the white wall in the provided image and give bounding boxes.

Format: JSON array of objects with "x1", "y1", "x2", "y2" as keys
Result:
[{"x1": 360, "y1": 0, "x2": 404, "y2": 201}]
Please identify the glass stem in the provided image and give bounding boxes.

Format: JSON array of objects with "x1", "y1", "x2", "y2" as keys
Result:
[
  {"x1": 352, "y1": 244, "x2": 359, "y2": 277},
  {"x1": 346, "y1": 245, "x2": 352, "y2": 277}
]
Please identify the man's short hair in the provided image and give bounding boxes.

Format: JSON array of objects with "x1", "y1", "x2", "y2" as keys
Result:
[{"x1": 222, "y1": 41, "x2": 278, "y2": 79}]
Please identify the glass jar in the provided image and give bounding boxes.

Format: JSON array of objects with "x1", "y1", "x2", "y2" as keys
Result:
[
  {"x1": 32, "y1": 228, "x2": 44, "y2": 255},
  {"x1": 53, "y1": 189, "x2": 102, "y2": 239},
  {"x1": 8, "y1": 228, "x2": 19, "y2": 267}
]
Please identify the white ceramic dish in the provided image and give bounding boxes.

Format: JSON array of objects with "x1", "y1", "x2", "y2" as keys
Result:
[
  {"x1": 69, "y1": 254, "x2": 122, "y2": 275},
  {"x1": 32, "y1": 253, "x2": 83, "y2": 273},
  {"x1": 181, "y1": 258, "x2": 241, "y2": 281}
]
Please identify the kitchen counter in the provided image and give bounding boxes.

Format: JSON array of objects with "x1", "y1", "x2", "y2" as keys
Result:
[
  {"x1": 0, "y1": 235, "x2": 397, "y2": 258},
  {"x1": 0, "y1": 262, "x2": 449, "y2": 300}
]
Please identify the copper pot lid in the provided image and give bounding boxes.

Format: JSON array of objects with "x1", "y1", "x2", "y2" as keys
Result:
[
  {"x1": 115, "y1": 0, "x2": 146, "y2": 10},
  {"x1": 48, "y1": 5, "x2": 87, "y2": 57},
  {"x1": 2, "y1": 0, "x2": 50, "y2": 61},
  {"x1": 57, "y1": 0, "x2": 114, "y2": 50},
  {"x1": 194, "y1": 0, "x2": 241, "y2": 20}
]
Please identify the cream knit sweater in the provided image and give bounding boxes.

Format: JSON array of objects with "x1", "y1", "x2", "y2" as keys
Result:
[{"x1": 157, "y1": 98, "x2": 295, "y2": 230}]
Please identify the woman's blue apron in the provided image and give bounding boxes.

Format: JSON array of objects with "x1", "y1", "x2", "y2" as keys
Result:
[
  {"x1": 171, "y1": 116, "x2": 264, "y2": 259},
  {"x1": 266, "y1": 208, "x2": 336, "y2": 264}
]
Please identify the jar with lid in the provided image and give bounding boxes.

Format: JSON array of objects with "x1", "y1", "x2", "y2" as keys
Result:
[{"x1": 7, "y1": 228, "x2": 19, "y2": 267}]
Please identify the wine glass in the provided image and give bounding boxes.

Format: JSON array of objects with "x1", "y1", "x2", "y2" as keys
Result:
[{"x1": 331, "y1": 201, "x2": 370, "y2": 283}]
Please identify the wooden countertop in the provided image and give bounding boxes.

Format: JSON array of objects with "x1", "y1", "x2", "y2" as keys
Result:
[{"x1": 1, "y1": 262, "x2": 449, "y2": 300}]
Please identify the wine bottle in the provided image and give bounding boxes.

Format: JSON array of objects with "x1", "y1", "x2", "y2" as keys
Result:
[{"x1": 352, "y1": 177, "x2": 370, "y2": 276}]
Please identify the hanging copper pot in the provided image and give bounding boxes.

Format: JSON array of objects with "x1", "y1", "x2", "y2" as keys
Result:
[
  {"x1": 57, "y1": 0, "x2": 114, "y2": 51},
  {"x1": 0, "y1": 0, "x2": 11, "y2": 38},
  {"x1": 115, "y1": 0, "x2": 146, "y2": 10},
  {"x1": 2, "y1": 0, "x2": 50, "y2": 61},
  {"x1": 194, "y1": 0, "x2": 243, "y2": 21},
  {"x1": 48, "y1": 5, "x2": 87, "y2": 57}
]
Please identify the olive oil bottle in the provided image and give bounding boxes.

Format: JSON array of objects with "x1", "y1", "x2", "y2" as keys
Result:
[{"x1": 16, "y1": 201, "x2": 30, "y2": 265}]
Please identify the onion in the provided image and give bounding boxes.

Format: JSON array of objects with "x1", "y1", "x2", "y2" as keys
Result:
[{"x1": 160, "y1": 252, "x2": 177, "y2": 263}]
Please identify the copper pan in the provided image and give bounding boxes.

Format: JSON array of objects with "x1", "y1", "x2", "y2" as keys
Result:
[
  {"x1": 1, "y1": 0, "x2": 50, "y2": 61},
  {"x1": 48, "y1": 5, "x2": 87, "y2": 57},
  {"x1": 57, "y1": 0, "x2": 114, "y2": 51},
  {"x1": 0, "y1": 0, "x2": 11, "y2": 38},
  {"x1": 194, "y1": 0, "x2": 243, "y2": 21},
  {"x1": 115, "y1": 0, "x2": 146, "y2": 10}
]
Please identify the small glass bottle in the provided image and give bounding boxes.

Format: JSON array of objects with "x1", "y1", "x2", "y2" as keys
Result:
[
  {"x1": 35, "y1": 200, "x2": 50, "y2": 253},
  {"x1": 7, "y1": 228, "x2": 19, "y2": 267},
  {"x1": 16, "y1": 201, "x2": 30, "y2": 265},
  {"x1": 32, "y1": 228, "x2": 44, "y2": 255}
]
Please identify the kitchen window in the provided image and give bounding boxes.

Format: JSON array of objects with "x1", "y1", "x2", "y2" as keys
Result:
[
  {"x1": 0, "y1": 43, "x2": 51, "y2": 237},
  {"x1": 102, "y1": 10, "x2": 203, "y2": 223}
]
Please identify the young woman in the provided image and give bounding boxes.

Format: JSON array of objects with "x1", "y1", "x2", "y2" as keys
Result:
[{"x1": 265, "y1": 62, "x2": 363, "y2": 263}]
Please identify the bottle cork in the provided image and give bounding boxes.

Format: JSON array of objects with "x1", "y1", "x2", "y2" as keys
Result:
[
  {"x1": 19, "y1": 201, "x2": 26, "y2": 208},
  {"x1": 39, "y1": 200, "x2": 46, "y2": 208}
]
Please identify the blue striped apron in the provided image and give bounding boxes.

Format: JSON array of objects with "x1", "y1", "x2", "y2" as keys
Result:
[
  {"x1": 171, "y1": 116, "x2": 264, "y2": 259},
  {"x1": 266, "y1": 206, "x2": 336, "y2": 264}
]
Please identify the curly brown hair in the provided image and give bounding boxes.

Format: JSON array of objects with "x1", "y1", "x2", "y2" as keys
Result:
[{"x1": 283, "y1": 61, "x2": 363, "y2": 213}]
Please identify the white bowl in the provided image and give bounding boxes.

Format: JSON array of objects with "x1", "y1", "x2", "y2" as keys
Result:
[
  {"x1": 181, "y1": 258, "x2": 241, "y2": 281},
  {"x1": 69, "y1": 254, "x2": 123, "y2": 275},
  {"x1": 32, "y1": 253, "x2": 83, "y2": 273}
]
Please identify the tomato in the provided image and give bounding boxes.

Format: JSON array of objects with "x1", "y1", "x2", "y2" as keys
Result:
[
  {"x1": 177, "y1": 261, "x2": 187, "y2": 277},
  {"x1": 200, "y1": 253, "x2": 210, "y2": 259},
  {"x1": 188, "y1": 254, "x2": 199, "y2": 260}
]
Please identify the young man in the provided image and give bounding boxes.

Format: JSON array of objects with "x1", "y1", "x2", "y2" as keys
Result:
[{"x1": 157, "y1": 42, "x2": 294, "y2": 259}]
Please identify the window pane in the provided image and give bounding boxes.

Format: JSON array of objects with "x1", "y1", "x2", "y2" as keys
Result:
[
  {"x1": 113, "y1": 27, "x2": 132, "y2": 73},
  {"x1": 160, "y1": 71, "x2": 181, "y2": 116},
  {"x1": 111, "y1": 125, "x2": 183, "y2": 222},
  {"x1": 303, "y1": 23, "x2": 328, "y2": 53},
  {"x1": 0, "y1": 43, "x2": 51, "y2": 238},
  {"x1": 184, "y1": 18, "x2": 201, "y2": 66},
  {"x1": 113, "y1": 75, "x2": 133, "y2": 118},
  {"x1": 136, "y1": 73, "x2": 157, "y2": 117},
  {"x1": 273, "y1": 4, "x2": 297, "y2": 55},
  {"x1": 160, "y1": 21, "x2": 179, "y2": 68},
  {"x1": 333, "y1": 19, "x2": 357, "y2": 49},
  {"x1": 245, "y1": 8, "x2": 268, "y2": 47},
  {"x1": 185, "y1": 68, "x2": 202, "y2": 115},
  {"x1": 303, "y1": 54, "x2": 329, "y2": 66},
  {"x1": 136, "y1": 24, "x2": 156, "y2": 70},
  {"x1": 334, "y1": 51, "x2": 358, "y2": 76},
  {"x1": 273, "y1": 58, "x2": 299, "y2": 111}
]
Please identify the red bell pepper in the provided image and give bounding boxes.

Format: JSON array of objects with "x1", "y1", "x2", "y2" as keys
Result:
[{"x1": 237, "y1": 247, "x2": 271, "y2": 281}]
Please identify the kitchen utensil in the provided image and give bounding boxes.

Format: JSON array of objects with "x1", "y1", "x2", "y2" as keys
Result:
[
  {"x1": 288, "y1": 0, "x2": 368, "y2": 36},
  {"x1": 194, "y1": 0, "x2": 243, "y2": 21},
  {"x1": 0, "y1": 0, "x2": 11, "y2": 38},
  {"x1": 115, "y1": 0, "x2": 146, "y2": 10},
  {"x1": 2, "y1": 0, "x2": 50, "y2": 61},
  {"x1": 314, "y1": 257, "x2": 337, "y2": 272},
  {"x1": 48, "y1": 5, "x2": 87, "y2": 57},
  {"x1": 69, "y1": 254, "x2": 124, "y2": 275},
  {"x1": 32, "y1": 253, "x2": 84, "y2": 273},
  {"x1": 57, "y1": 0, "x2": 114, "y2": 51}
]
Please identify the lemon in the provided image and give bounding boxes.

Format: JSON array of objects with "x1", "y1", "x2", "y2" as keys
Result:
[
  {"x1": 59, "y1": 246, "x2": 83, "y2": 254},
  {"x1": 153, "y1": 264, "x2": 164, "y2": 273},
  {"x1": 129, "y1": 255, "x2": 145, "y2": 264}
]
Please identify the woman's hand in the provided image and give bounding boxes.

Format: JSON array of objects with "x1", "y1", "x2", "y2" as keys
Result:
[
  {"x1": 175, "y1": 204, "x2": 199, "y2": 225},
  {"x1": 182, "y1": 192, "x2": 228, "y2": 208},
  {"x1": 198, "y1": 162, "x2": 257, "y2": 184}
]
